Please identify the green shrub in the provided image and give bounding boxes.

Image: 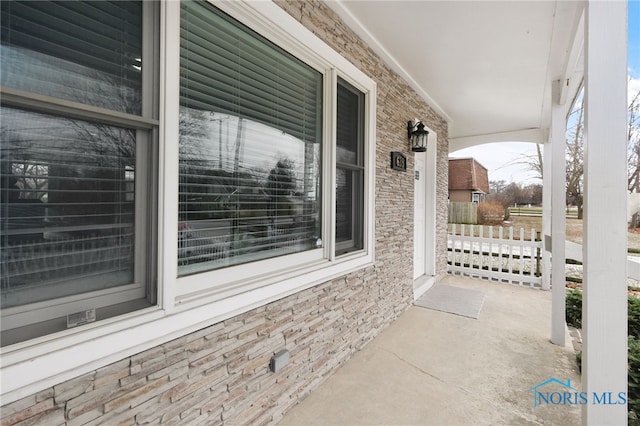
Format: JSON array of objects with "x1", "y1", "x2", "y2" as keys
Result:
[
  {"x1": 566, "y1": 289, "x2": 582, "y2": 328},
  {"x1": 630, "y1": 297, "x2": 640, "y2": 338},
  {"x1": 630, "y1": 336, "x2": 640, "y2": 418},
  {"x1": 565, "y1": 290, "x2": 640, "y2": 336}
]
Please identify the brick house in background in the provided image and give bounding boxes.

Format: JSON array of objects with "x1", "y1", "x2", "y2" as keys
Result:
[{"x1": 448, "y1": 158, "x2": 489, "y2": 203}]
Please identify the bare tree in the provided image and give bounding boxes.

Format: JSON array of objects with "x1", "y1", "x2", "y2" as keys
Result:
[
  {"x1": 489, "y1": 179, "x2": 508, "y2": 194},
  {"x1": 521, "y1": 85, "x2": 640, "y2": 219},
  {"x1": 516, "y1": 144, "x2": 544, "y2": 181},
  {"x1": 628, "y1": 89, "x2": 640, "y2": 192},
  {"x1": 487, "y1": 181, "x2": 539, "y2": 207},
  {"x1": 517, "y1": 90, "x2": 585, "y2": 217},
  {"x1": 565, "y1": 93, "x2": 584, "y2": 219}
]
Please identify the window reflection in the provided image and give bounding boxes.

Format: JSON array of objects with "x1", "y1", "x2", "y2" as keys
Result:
[
  {"x1": 1, "y1": 107, "x2": 136, "y2": 308},
  {"x1": 178, "y1": 109, "x2": 321, "y2": 275}
]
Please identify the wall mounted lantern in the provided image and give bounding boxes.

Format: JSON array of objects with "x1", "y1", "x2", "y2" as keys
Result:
[{"x1": 407, "y1": 120, "x2": 429, "y2": 152}]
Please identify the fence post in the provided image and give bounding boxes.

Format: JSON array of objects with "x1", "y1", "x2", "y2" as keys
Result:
[
  {"x1": 478, "y1": 225, "x2": 484, "y2": 272},
  {"x1": 469, "y1": 224, "x2": 475, "y2": 270},
  {"x1": 498, "y1": 227, "x2": 504, "y2": 277},
  {"x1": 488, "y1": 226, "x2": 494, "y2": 274},
  {"x1": 450, "y1": 223, "x2": 456, "y2": 268},
  {"x1": 535, "y1": 230, "x2": 541, "y2": 278},
  {"x1": 517, "y1": 228, "x2": 523, "y2": 284},
  {"x1": 460, "y1": 224, "x2": 465, "y2": 267},
  {"x1": 507, "y1": 227, "x2": 513, "y2": 284}
]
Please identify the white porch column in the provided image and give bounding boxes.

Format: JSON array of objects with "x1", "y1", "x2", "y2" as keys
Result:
[
  {"x1": 582, "y1": 1, "x2": 628, "y2": 424},
  {"x1": 550, "y1": 80, "x2": 566, "y2": 346},
  {"x1": 542, "y1": 140, "x2": 551, "y2": 291}
]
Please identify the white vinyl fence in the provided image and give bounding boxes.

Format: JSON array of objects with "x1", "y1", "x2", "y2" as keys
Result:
[{"x1": 447, "y1": 224, "x2": 543, "y2": 287}]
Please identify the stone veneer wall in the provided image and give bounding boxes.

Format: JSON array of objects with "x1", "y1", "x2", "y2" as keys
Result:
[{"x1": 0, "y1": 1, "x2": 449, "y2": 425}]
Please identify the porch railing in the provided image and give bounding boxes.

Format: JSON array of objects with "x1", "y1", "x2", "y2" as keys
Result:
[
  {"x1": 447, "y1": 224, "x2": 543, "y2": 287},
  {"x1": 565, "y1": 240, "x2": 640, "y2": 283}
]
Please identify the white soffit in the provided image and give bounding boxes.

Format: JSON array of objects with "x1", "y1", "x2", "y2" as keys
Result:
[{"x1": 326, "y1": 0, "x2": 583, "y2": 143}]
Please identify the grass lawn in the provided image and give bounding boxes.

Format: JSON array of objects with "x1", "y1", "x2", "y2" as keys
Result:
[{"x1": 507, "y1": 215, "x2": 640, "y2": 252}]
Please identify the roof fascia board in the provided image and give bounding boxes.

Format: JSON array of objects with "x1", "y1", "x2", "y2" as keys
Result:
[
  {"x1": 449, "y1": 128, "x2": 544, "y2": 153},
  {"x1": 325, "y1": 0, "x2": 452, "y2": 123}
]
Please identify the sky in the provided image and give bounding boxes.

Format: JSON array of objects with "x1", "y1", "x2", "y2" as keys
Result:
[{"x1": 450, "y1": 0, "x2": 640, "y2": 186}]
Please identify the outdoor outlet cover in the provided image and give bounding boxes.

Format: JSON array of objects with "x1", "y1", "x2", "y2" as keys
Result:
[{"x1": 270, "y1": 349, "x2": 290, "y2": 373}]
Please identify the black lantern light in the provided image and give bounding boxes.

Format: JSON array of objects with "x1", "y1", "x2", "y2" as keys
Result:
[{"x1": 407, "y1": 120, "x2": 429, "y2": 152}]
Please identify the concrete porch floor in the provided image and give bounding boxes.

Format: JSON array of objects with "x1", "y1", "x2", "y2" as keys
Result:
[{"x1": 279, "y1": 275, "x2": 581, "y2": 425}]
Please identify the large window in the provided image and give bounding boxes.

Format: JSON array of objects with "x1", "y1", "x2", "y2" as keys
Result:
[
  {"x1": 0, "y1": 0, "x2": 374, "y2": 346},
  {"x1": 1, "y1": 0, "x2": 376, "y2": 403},
  {"x1": 178, "y1": 1, "x2": 323, "y2": 276},
  {"x1": 0, "y1": 1, "x2": 158, "y2": 345}
]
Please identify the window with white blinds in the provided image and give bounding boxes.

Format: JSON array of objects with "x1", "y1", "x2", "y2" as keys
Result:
[
  {"x1": 178, "y1": 1, "x2": 323, "y2": 275},
  {"x1": 0, "y1": 0, "x2": 156, "y2": 346}
]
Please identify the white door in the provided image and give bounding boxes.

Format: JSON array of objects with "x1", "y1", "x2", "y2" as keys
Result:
[{"x1": 414, "y1": 153, "x2": 427, "y2": 279}]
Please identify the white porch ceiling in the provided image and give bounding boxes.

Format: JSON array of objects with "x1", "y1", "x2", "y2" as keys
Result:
[{"x1": 326, "y1": 0, "x2": 584, "y2": 149}]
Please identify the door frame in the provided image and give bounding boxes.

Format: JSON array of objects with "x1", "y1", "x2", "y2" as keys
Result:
[{"x1": 413, "y1": 127, "x2": 437, "y2": 300}]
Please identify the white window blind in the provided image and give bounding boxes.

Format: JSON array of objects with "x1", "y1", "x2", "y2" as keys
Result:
[
  {"x1": 0, "y1": 1, "x2": 142, "y2": 114},
  {"x1": 180, "y1": 1, "x2": 321, "y2": 141},
  {"x1": 178, "y1": 1, "x2": 323, "y2": 275}
]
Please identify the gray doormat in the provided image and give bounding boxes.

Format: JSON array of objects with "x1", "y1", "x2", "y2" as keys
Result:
[{"x1": 415, "y1": 285, "x2": 486, "y2": 319}]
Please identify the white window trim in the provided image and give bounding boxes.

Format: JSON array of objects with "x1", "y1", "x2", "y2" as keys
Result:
[
  {"x1": 0, "y1": 0, "x2": 376, "y2": 404},
  {"x1": 167, "y1": 0, "x2": 376, "y2": 305}
]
